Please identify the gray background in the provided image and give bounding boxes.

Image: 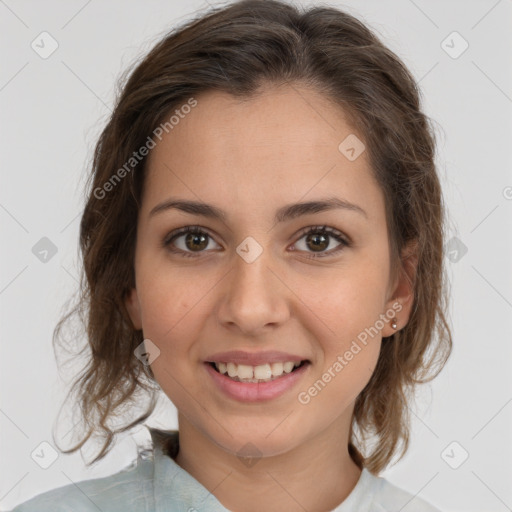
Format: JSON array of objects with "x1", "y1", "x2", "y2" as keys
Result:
[{"x1": 1, "y1": 0, "x2": 511, "y2": 510}]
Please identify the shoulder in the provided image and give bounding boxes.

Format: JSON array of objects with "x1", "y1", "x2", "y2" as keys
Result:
[
  {"x1": 369, "y1": 472, "x2": 441, "y2": 512},
  {"x1": 8, "y1": 457, "x2": 154, "y2": 512}
]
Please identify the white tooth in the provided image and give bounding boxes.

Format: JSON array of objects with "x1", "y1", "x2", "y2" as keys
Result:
[
  {"x1": 283, "y1": 361, "x2": 294, "y2": 373},
  {"x1": 270, "y1": 362, "x2": 284, "y2": 377},
  {"x1": 237, "y1": 364, "x2": 254, "y2": 379},
  {"x1": 254, "y1": 364, "x2": 272, "y2": 380},
  {"x1": 227, "y1": 362, "x2": 238, "y2": 377},
  {"x1": 220, "y1": 361, "x2": 303, "y2": 381}
]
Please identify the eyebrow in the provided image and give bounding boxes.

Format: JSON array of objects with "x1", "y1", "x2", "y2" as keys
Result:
[{"x1": 149, "y1": 196, "x2": 367, "y2": 222}]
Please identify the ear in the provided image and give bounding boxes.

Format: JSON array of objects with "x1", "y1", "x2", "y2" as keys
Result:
[
  {"x1": 125, "y1": 288, "x2": 142, "y2": 331},
  {"x1": 381, "y1": 239, "x2": 419, "y2": 337}
]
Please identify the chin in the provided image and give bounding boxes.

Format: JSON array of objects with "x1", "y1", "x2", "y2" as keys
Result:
[{"x1": 207, "y1": 419, "x2": 309, "y2": 459}]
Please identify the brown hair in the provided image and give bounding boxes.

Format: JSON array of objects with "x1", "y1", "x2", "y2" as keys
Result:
[{"x1": 53, "y1": 0, "x2": 452, "y2": 473}]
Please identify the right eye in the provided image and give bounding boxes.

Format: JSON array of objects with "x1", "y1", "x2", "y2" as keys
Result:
[{"x1": 162, "y1": 225, "x2": 221, "y2": 258}]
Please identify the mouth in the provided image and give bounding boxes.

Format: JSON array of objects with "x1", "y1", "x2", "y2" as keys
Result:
[{"x1": 207, "y1": 360, "x2": 310, "y2": 383}]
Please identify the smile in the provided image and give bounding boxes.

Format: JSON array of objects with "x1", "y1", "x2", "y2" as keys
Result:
[
  {"x1": 204, "y1": 360, "x2": 311, "y2": 402},
  {"x1": 211, "y1": 361, "x2": 306, "y2": 383}
]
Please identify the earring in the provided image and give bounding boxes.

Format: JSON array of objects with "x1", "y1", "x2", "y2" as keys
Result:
[{"x1": 391, "y1": 297, "x2": 400, "y2": 330}]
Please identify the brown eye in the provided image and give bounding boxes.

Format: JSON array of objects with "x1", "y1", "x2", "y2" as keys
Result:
[
  {"x1": 184, "y1": 231, "x2": 209, "y2": 251},
  {"x1": 163, "y1": 226, "x2": 221, "y2": 257},
  {"x1": 163, "y1": 225, "x2": 350, "y2": 259},
  {"x1": 305, "y1": 232, "x2": 329, "y2": 252},
  {"x1": 293, "y1": 226, "x2": 350, "y2": 258}
]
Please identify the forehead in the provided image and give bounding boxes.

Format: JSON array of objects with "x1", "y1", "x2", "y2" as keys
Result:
[{"x1": 142, "y1": 84, "x2": 384, "y2": 225}]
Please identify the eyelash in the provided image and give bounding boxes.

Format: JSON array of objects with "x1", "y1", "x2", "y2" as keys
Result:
[{"x1": 162, "y1": 225, "x2": 350, "y2": 259}]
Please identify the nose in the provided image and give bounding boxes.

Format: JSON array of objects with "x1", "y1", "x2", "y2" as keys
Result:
[{"x1": 216, "y1": 248, "x2": 291, "y2": 336}]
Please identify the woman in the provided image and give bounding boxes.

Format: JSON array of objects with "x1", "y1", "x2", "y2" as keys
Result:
[{"x1": 10, "y1": 0, "x2": 452, "y2": 510}]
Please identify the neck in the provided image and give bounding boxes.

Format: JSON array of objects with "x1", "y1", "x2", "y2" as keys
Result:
[{"x1": 174, "y1": 412, "x2": 362, "y2": 512}]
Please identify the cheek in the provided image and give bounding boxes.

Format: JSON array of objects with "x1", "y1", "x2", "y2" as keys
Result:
[
  {"x1": 301, "y1": 260, "x2": 386, "y2": 395},
  {"x1": 135, "y1": 253, "x2": 206, "y2": 335},
  {"x1": 318, "y1": 345, "x2": 380, "y2": 416},
  {"x1": 135, "y1": 279, "x2": 199, "y2": 370},
  {"x1": 139, "y1": 284, "x2": 201, "y2": 399},
  {"x1": 306, "y1": 263, "x2": 388, "y2": 342},
  {"x1": 302, "y1": 318, "x2": 382, "y2": 416}
]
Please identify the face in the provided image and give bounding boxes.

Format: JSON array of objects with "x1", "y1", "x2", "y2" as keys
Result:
[{"x1": 125, "y1": 84, "x2": 415, "y2": 458}]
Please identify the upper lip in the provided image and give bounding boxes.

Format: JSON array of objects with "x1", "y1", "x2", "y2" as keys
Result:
[{"x1": 205, "y1": 350, "x2": 309, "y2": 366}]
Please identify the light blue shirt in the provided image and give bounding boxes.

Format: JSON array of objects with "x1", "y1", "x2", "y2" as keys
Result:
[{"x1": 9, "y1": 427, "x2": 441, "y2": 511}]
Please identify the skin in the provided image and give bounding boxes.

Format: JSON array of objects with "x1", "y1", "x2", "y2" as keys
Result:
[{"x1": 125, "y1": 83, "x2": 418, "y2": 512}]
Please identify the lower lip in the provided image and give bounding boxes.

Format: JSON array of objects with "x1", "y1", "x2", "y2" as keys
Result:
[{"x1": 204, "y1": 362, "x2": 310, "y2": 403}]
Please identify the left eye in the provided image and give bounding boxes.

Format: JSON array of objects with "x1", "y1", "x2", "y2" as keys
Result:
[
  {"x1": 163, "y1": 225, "x2": 350, "y2": 259},
  {"x1": 292, "y1": 225, "x2": 350, "y2": 258}
]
